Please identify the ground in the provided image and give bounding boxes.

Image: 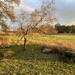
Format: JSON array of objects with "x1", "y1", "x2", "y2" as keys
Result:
[{"x1": 0, "y1": 35, "x2": 75, "y2": 75}]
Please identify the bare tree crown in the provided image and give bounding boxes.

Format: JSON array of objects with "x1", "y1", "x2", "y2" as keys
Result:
[{"x1": 16, "y1": 0, "x2": 56, "y2": 35}]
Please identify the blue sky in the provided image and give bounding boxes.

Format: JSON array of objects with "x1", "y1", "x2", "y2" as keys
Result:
[{"x1": 18, "y1": 0, "x2": 75, "y2": 25}]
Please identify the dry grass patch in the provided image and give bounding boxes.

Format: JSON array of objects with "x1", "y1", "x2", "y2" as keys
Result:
[{"x1": 40, "y1": 41, "x2": 75, "y2": 53}]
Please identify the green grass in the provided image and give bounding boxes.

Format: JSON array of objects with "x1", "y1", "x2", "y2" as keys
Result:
[
  {"x1": 27, "y1": 35, "x2": 75, "y2": 43},
  {"x1": 0, "y1": 35, "x2": 75, "y2": 75}
]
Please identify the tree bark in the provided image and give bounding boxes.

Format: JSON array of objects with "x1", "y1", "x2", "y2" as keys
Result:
[{"x1": 22, "y1": 36, "x2": 27, "y2": 51}]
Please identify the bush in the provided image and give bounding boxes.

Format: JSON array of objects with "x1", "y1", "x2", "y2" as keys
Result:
[{"x1": 56, "y1": 49, "x2": 75, "y2": 63}]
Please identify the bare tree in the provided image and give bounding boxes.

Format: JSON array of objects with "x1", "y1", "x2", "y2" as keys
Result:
[
  {"x1": 16, "y1": 0, "x2": 56, "y2": 51},
  {"x1": 16, "y1": 10, "x2": 31, "y2": 50}
]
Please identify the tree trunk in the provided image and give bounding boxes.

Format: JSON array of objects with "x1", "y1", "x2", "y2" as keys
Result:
[{"x1": 22, "y1": 36, "x2": 27, "y2": 51}]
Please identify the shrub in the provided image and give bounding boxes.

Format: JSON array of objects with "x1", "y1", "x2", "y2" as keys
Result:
[{"x1": 61, "y1": 49, "x2": 75, "y2": 62}]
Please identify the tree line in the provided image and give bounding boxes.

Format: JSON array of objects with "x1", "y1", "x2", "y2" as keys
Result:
[
  {"x1": 16, "y1": 23, "x2": 75, "y2": 36},
  {"x1": 55, "y1": 23, "x2": 75, "y2": 34}
]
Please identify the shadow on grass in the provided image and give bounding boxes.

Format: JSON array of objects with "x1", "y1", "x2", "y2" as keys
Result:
[
  {"x1": 1, "y1": 43, "x2": 75, "y2": 63},
  {"x1": 0, "y1": 44, "x2": 59, "y2": 61}
]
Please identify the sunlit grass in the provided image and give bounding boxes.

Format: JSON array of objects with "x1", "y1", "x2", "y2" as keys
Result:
[{"x1": 27, "y1": 35, "x2": 75, "y2": 44}]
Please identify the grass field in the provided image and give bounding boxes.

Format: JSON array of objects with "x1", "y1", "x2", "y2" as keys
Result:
[
  {"x1": 0, "y1": 35, "x2": 75, "y2": 75},
  {"x1": 27, "y1": 35, "x2": 75, "y2": 43}
]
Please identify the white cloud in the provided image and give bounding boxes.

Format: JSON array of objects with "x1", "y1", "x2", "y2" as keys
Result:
[
  {"x1": 15, "y1": 0, "x2": 75, "y2": 25},
  {"x1": 19, "y1": 4, "x2": 35, "y2": 12},
  {"x1": 15, "y1": 4, "x2": 35, "y2": 13}
]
